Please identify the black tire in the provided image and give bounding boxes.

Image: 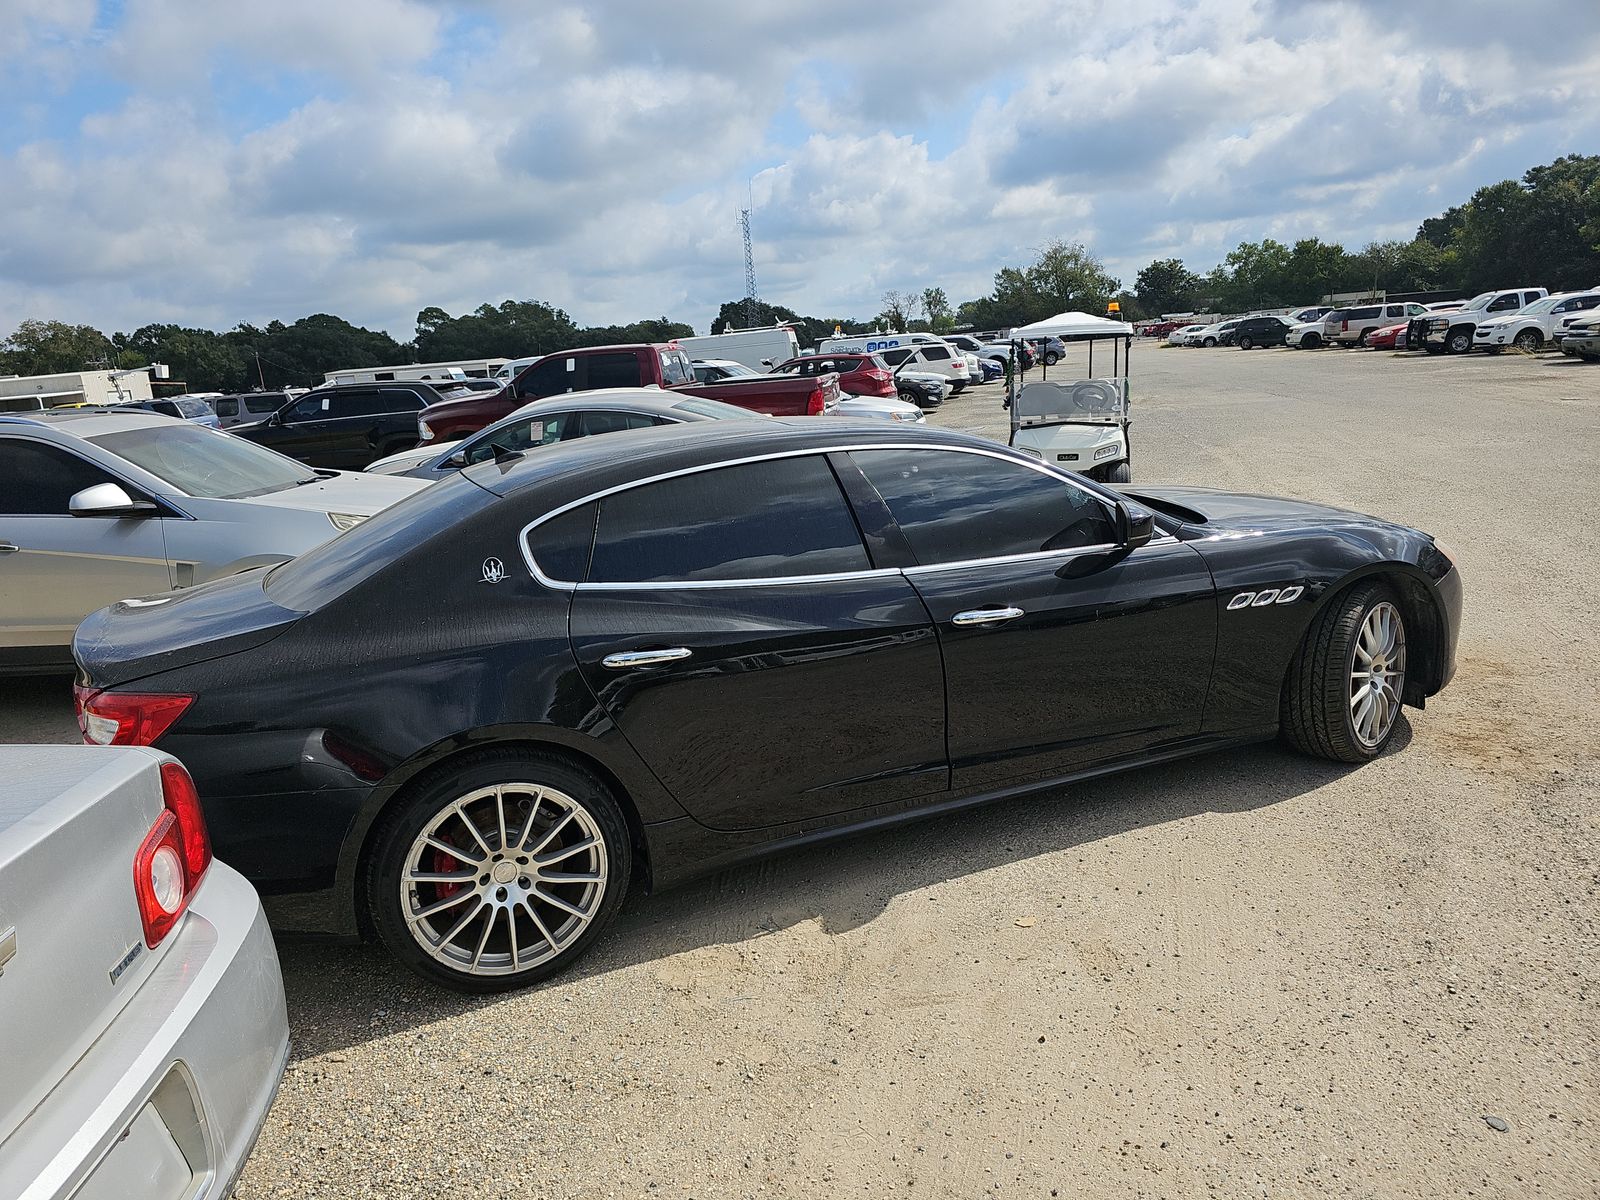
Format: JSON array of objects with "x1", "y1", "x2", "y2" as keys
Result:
[
  {"x1": 1356, "y1": 330, "x2": 1369, "y2": 347},
  {"x1": 366, "y1": 748, "x2": 632, "y2": 993},
  {"x1": 1281, "y1": 582, "x2": 1407, "y2": 764},
  {"x1": 1238, "y1": 335, "x2": 1254, "y2": 350},
  {"x1": 1303, "y1": 332, "x2": 1321, "y2": 349},
  {"x1": 1105, "y1": 460, "x2": 1131, "y2": 484},
  {"x1": 898, "y1": 387, "x2": 926, "y2": 408},
  {"x1": 1203, "y1": 337, "x2": 1217, "y2": 347},
  {"x1": 1513, "y1": 329, "x2": 1542, "y2": 351},
  {"x1": 1446, "y1": 327, "x2": 1473, "y2": 354},
  {"x1": 1044, "y1": 351, "x2": 1061, "y2": 366}
]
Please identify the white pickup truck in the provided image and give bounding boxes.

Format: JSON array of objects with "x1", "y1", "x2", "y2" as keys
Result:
[
  {"x1": 1420, "y1": 287, "x2": 1548, "y2": 354},
  {"x1": 1472, "y1": 291, "x2": 1600, "y2": 352}
]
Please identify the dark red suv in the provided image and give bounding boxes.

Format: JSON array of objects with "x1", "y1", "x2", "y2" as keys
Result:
[{"x1": 770, "y1": 353, "x2": 895, "y2": 398}]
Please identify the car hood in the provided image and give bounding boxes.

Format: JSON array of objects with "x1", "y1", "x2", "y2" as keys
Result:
[
  {"x1": 236, "y1": 471, "x2": 429, "y2": 515},
  {"x1": 1122, "y1": 484, "x2": 1399, "y2": 534},
  {"x1": 367, "y1": 441, "x2": 459, "y2": 474}
]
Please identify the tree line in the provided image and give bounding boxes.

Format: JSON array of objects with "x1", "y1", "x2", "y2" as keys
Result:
[{"x1": 2, "y1": 155, "x2": 1593, "y2": 390}]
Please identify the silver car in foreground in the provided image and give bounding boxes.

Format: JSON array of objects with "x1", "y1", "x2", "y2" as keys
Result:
[
  {"x1": 0, "y1": 745, "x2": 288, "y2": 1199},
  {"x1": 0, "y1": 409, "x2": 429, "y2": 672}
]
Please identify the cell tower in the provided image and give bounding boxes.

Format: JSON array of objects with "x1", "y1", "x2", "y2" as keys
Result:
[{"x1": 740, "y1": 207, "x2": 759, "y2": 327}]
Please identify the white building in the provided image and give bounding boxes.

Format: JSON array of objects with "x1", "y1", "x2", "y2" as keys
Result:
[
  {"x1": 0, "y1": 368, "x2": 157, "y2": 413},
  {"x1": 323, "y1": 358, "x2": 509, "y2": 385}
]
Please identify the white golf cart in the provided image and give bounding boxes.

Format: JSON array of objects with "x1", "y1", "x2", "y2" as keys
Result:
[{"x1": 1005, "y1": 310, "x2": 1134, "y2": 483}]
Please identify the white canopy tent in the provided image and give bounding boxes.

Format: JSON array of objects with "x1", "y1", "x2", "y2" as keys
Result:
[{"x1": 1009, "y1": 311, "x2": 1134, "y2": 340}]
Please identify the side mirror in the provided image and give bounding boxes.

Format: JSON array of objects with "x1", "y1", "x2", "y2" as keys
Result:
[
  {"x1": 759, "y1": 358, "x2": 774, "y2": 367},
  {"x1": 444, "y1": 451, "x2": 469, "y2": 469},
  {"x1": 267, "y1": 411, "x2": 283, "y2": 426},
  {"x1": 69, "y1": 483, "x2": 157, "y2": 518},
  {"x1": 1113, "y1": 500, "x2": 1154, "y2": 550}
]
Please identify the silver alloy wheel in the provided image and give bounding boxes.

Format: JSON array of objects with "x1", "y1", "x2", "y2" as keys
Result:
[
  {"x1": 1349, "y1": 601, "x2": 1406, "y2": 749},
  {"x1": 401, "y1": 783, "x2": 608, "y2": 976}
]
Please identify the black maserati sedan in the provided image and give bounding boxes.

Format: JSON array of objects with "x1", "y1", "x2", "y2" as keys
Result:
[{"x1": 73, "y1": 421, "x2": 1462, "y2": 992}]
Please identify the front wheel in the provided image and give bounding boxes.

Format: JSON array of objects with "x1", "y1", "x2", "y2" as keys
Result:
[
  {"x1": 1281, "y1": 582, "x2": 1407, "y2": 763},
  {"x1": 1238, "y1": 335, "x2": 1254, "y2": 350},
  {"x1": 1203, "y1": 337, "x2": 1217, "y2": 347},
  {"x1": 1446, "y1": 328, "x2": 1473, "y2": 354},
  {"x1": 1104, "y1": 460, "x2": 1131, "y2": 484},
  {"x1": 367, "y1": 749, "x2": 632, "y2": 992},
  {"x1": 1513, "y1": 329, "x2": 1542, "y2": 351}
]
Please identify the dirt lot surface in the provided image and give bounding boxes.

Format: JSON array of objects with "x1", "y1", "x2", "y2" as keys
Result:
[{"x1": 3, "y1": 344, "x2": 1596, "y2": 1198}]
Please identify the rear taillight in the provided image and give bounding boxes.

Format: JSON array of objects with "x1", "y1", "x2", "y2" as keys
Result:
[
  {"x1": 806, "y1": 387, "x2": 825, "y2": 415},
  {"x1": 133, "y1": 761, "x2": 213, "y2": 946},
  {"x1": 74, "y1": 685, "x2": 194, "y2": 746}
]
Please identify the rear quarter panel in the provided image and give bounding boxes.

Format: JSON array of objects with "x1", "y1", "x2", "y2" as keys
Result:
[{"x1": 141, "y1": 494, "x2": 686, "y2": 935}]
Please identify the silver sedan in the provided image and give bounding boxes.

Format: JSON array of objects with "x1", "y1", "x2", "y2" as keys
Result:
[
  {"x1": 0, "y1": 744, "x2": 288, "y2": 1200},
  {"x1": 0, "y1": 409, "x2": 429, "y2": 672}
]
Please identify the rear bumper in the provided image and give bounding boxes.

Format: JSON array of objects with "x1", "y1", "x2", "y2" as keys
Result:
[{"x1": 1, "y1": 863, "x2": 289, "y2": 1200}]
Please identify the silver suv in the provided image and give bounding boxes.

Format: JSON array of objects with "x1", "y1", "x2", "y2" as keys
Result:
[{"x1": 0, "y1": 409, "x2": 428, "y2": 672}]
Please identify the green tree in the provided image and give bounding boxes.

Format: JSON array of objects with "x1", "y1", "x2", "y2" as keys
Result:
[
  {"x1": 1133, "y1": 258, "x2": 1202, "y2": 315},
  {"x1": 0, "y1": 319, "x2": 115, "y2": 376},
  {"x1": 920, "y1": 286, "x2": 953, "y2": 332},
  {"x1": 1025, "y1": 239, "x2": 1120, "y2": 315}
]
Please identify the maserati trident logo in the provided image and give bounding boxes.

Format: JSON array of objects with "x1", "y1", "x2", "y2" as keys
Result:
[{"x1": 480, "y1": 557, "x2": 507, "y2": 585}]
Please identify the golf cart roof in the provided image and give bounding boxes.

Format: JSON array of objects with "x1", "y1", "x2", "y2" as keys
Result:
[{"x1": 1010, "y1": 311, "x2": 1134, "y2": 340}]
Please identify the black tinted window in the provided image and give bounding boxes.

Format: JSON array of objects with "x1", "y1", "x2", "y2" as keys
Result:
[
  {"x1": 1347, "y1": 307, "x2": 1381, "y2": 320},
  {"x1": 516, "y1": 357, "x2": 574, "y2": 398},
  {"x1": 852, "y1": 448, "x2": 1116, "y2": 564},
  {"x1": 586, "y1": 352, "x2": 642, "y2": 390},
  {"x1": 1489, "y1": 294, "x2": 1518, "y2": 311},
  {"x1": 215, "y1": 398, "x2": 238, "y2": 418},
  {"x1": 0, "y1": 439, "x2": 117, "y2": 514},
  {"x1": 462, "y1": 415, "x2": 566, "y2": 465},
  {"x1": 923, "y1": 346, "x2": 952, "y2": 361},
  {"x1": 528, "y1": 502, "x2": 597, "y2": 583},
  {"x1": 572, "y1": 410, "x2": 658, "y2": 437},
  {"x1": 378, "y1": 389, "x2": 428, "y2": 412},
  {"x1": 588, "y1": 456, "x2": 868, "y2": 583},
  {"x1": 287, "y1": 393, "x2": 330, "y2": 421}
]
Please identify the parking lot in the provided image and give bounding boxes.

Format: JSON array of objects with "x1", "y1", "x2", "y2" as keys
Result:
[{"x1": 3, "y1": 344, "x2": 1596, "y2": 1198}]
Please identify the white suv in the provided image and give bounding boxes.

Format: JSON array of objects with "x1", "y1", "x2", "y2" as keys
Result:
[
  {"x1": 1472, "y1": 291, "x2": 1600, "y2": 352},
  {"x1": 1326, "y1": 302, "x2": 1429, "y2": 345}
]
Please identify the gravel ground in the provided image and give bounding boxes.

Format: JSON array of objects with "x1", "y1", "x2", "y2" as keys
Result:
[{"x1": 3, "y1": 344, "x2": 1596, "y2": 1198}]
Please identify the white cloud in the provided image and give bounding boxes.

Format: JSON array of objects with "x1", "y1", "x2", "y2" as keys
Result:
[{"x1": 1, "y1": 0, "x2": 1597, "y2": 342}]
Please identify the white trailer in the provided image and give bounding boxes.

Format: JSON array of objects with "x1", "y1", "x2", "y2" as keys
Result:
[
  {"x1": 675, "y1": 325, "x2": 800, "y2": 371},
  {"x1": 323, "y1": 358, "x2": 509, "y2": 385}
]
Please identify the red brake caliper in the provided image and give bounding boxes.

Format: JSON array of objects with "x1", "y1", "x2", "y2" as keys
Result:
[{"x1": 431, "y1": 844, "x2": 463, "y2": 900}]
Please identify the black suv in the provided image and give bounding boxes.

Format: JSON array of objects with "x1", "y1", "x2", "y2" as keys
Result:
[
  {"x1": 1230, "y1": 316, "x2": 1292, "y2": 350},
  {"x1": 233, "y1": 382, "x2": 469, "y2": 468}
]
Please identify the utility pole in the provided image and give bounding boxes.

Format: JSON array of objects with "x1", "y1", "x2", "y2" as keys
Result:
[
  {"x1": 740, "y1": 207, "x2": 759, "y2": 328},
  {"x1": 255, "y1": 350, "x2": 266, "y2": 390}
]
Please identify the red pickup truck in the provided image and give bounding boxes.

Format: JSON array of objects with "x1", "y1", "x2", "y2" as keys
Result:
[{"x1": 416, "y1": 342, "x2": 839, "y2": 441}]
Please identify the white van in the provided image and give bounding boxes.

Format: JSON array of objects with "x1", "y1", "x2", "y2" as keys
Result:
[
  {"x1": 676, "y1": 325, "x2": 801, "y2": 371},
  {"x1": 816, "y1": 335, "x2": 968, "y2": 391}
]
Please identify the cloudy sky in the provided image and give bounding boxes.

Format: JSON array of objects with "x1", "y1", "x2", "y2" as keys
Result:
[{"x1": 2, "y1": 0, "x2": 1597, "y2": 341}]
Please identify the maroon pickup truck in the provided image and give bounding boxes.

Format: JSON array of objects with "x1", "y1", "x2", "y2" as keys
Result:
[{"x1": 416, "y1": 342, "x2": 839, "y2": 441}]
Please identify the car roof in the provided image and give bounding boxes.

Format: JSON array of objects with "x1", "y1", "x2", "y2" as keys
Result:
[
  {"x1": 504, "y1": 389, "x2": 718, "y2": 421},
  {"x1": 463, "y1": 418, "x2": 1001, "y2": 502},
  {"x1": 0, "y1": 407, "x2": 188, "y2": 436}
]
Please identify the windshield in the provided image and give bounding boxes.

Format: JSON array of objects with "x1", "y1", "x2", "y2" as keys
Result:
[
  {"x1": 90, "y1": 424, "x2": 318, "y2": 498},
  {"x1": 706, "y1": 361, "x2": 761, "y2": 378},
  {"x1": 670, "y1": 397, "x2": 765, "y2": 419},
  {"x1": 1513, "y1": 296, "x2": 1560, "y2": 316},
  {"x1": 1014, "y1": 377, "x2": 1127, "y2": 425},
  {"x1": 1460, "y1": 292, "x2": 1496, "y2": 311}
]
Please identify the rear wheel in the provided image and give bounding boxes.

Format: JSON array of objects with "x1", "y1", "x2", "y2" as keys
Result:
[
  {"x1": 1044, "y1": 351, "x2": 1060, "y2": 366},
  {"x1": 1281, "y1": 582, "x2": 1407, "y2": 763},
  {"x1": 367, "y1": 749, "x2": 631, "y2": 992}
]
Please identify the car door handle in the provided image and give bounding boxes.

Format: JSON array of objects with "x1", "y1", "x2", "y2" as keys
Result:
[
  {"x1": 601, "y1": 648, "x2": 693, "y2": 669},
  {"x1": 951, "y1": 606, "x2": 1025, "y2": 626},
  {"x1": 0, "y1": 542, "x2": 17, "y2": 555}
]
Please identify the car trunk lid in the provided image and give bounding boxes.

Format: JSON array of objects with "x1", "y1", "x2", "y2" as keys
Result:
[
  {"x1": 74, "y1": 567, "x2": 304, "y2": 690},
  {"x1": 0, "y1": 746, "x2": 172, "y2": 1148}
]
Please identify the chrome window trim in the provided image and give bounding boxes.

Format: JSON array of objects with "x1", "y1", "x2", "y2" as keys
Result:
[{"x1": 516, "y1": 441, "x2": 1167, "y2": 590}]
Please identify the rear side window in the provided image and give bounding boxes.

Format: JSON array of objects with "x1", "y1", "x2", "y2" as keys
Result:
[
  {"x1": 0, "y1": 439, "x2": 118, "y2": 515},
  {"x1": 571, "y1": 410, "x2": 658, "y2": 437},
  {"x1": 215, "y1": 398, "x2": 238, "y2": 419},
  {"x1": 1348, "y1": 307, "x2": 1380, "y2": 320},
  {"x1": 852, "y1": 448, "x2": 1116, "y2": 565},
  {"x1": 527, "y1": 502, "x2": 597, "y2": 583},
  {"x1": 585, "y1": 456, "x2": 868, "y2": 584},
  {"x1": 588, "y1": 352, "x2": 643, "y2": 390},
  {"x1": 923, "y1": 346, "x2": 952, "y2": 361}
]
